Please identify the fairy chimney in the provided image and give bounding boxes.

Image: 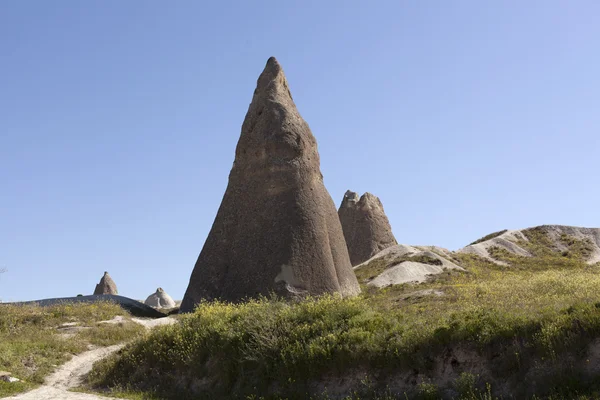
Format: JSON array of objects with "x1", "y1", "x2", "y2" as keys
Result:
[
  {"x1": 180, "y1": 57, "x2": 360, "y2": 311},
  {"x1": 338, "y1": 191, "x2": 397, "y2": 266},
  {"x1": 93, "y1": 271, "x2": 118, "y2": 295}
]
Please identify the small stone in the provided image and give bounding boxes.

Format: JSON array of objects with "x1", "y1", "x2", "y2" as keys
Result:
[
  {"x1": 57, "y1": 322, "x2": 79, "y2": 329},
  {"x1": 0, "y1": 371, "x2": 17, "y2": 383}
]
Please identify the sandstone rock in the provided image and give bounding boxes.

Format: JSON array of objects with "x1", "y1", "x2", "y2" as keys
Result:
[
  {"x1": 180, "y1": 57, "x2": 360, "y2": 311},
  {"x1": 459, "y1": 225, "x2": 600, "y2": 265},
  {"x1": 145, "y1": 288, "x2": 176, "y2": 309},
  {"x1": 93, "y1": 271, "x2": 118, "y2": 295},
  {"x1": 338, "y1": 190, "x2": 398, "y2": 266}
]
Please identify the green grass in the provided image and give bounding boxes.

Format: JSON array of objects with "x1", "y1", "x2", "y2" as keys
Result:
[
  {"x1": 0, "y1": 301, "x2": 144, "y2": 398},
  {"x1": 78, "y1": 321, "x2": 145, "y2": 347},
  {"x1": 70, "y1": 386, "x2": 161, "y2": 399},
  {"x1": 86, "y1": 230, "x2": 600, "y2": 399}
]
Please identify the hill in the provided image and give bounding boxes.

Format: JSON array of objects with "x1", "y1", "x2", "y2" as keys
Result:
[
  {"x1": 81, "y1": 225, "x2": 600, "y2": 399},
  {"x1": 459, "y1": 225, "x2": 600, "y2": 266}
]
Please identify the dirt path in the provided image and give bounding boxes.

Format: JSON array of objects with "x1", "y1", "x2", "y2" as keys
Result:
[
  {"x1": 131, "y1": 316, "x2": 177, "y2": 329},
  {"x1": 6, "y1": 316, "x2": 177, "y2": 400},
  {"x1": 4, "y1": 345, "x2": 124, "y2": 400}
]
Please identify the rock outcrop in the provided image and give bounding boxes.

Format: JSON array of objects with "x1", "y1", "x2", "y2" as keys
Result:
[
  {"x1": 145, "y1": 288, "x2": 176, "y2": 309},
  {"x1": 93, "y1": 271, "x2": 118, "y2": 295},
  {"x1": 338, "y1": 190, "x2": 398, "y2": 266},
  {"x1": 354, "y1": 244, "x2": 464, "y2": 287},
  {"x1": 180, "y1": 57, "x2": 360, "y2": 311},
  {"x1": 459, "y1": 225, "x2": 600, "y2": 266}
]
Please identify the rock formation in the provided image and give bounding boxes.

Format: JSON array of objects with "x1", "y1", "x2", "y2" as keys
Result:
[
  {"x1": 145, "y1": 288, "x2": 176, "y2": 309},
  {"x1": 354, "y1": 244, "x2": 463, "y2": 287},
  {"x1": 459, "y1": 225, "x2": 600, "y2": 266},
  {"x1": 93, "y1": 271, "x2": 118, "y2": 295},
  {"x1": 180, "y1": 57, "x2": 360, "y2": 312},
  {"x1": 338, "y1": 190, "x2": 398, "y2": 266}
]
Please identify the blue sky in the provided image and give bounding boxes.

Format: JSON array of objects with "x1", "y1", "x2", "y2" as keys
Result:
[{"x1": 1, "y1": 1, "x2": 599, "y2": 302}]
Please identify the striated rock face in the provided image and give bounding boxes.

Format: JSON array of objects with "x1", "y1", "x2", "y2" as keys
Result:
[
  {"x1": 338, "y1": 190, "x2": 398, "y2": 266},
  {"x1": 180, "y1": 57, "x2": 360, "y2": 312},
  {"x1": 144, "y1": 288, "x2": 176, "y2": 309},
  {"x1": 93, "y1": 271, "x2": 118, "y2": 295}
]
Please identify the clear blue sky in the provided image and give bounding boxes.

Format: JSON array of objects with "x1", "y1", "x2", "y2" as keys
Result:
[{"x1": 1, "y1": 1, "x2": 599, "y2": 302}]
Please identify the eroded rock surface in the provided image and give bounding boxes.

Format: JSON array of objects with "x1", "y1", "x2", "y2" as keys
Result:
[
  {"x1": 338, "y1": 190, "x2": 397, "y2": 266},
  {"x1": 355, "y1": 244, "x2": 463, "y2": 287},
  {"x1": 93, "y1": 272, "x2": 117, "y2": 295},
  {"x1": 144, "y1": 288, "x2": 176, "y2": 309},
  {"x1": 180, "y1": 57, "x2": 360, "y2": 311},
  {"x1": 458, "y1": 225, "x2": 600, "y2": 265}
]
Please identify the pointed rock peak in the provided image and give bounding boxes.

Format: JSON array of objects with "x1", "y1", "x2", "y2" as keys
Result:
[
  {"x1": 358, "y1": 192, "x2": 382, "y2": 208},
  {"x1": 94, "y1": 271, "x2": 118, "y2": 295},
  {"x1": 360, "y1": 192, "x2": 376, "y2": 201},
  {"x1": 156, "y1": 287, "x2": 164, "y2": 293},
  {"x1": 265, "y1": 56, "x2": 281, "y2": 72},
  {"x1": 340, "y1": 190, "x2": 360, "y2": 209},
  {"x1": 253, "y1": 56, "x2": 293, "y2": 103},
  {"x1": 344, "y1": 190, "x2": 359, "y2": 202},
  {"x1": 180, "y1": 59, "x2": 360, "y2": 311},
  {"x1": 237, "y1": 57, "x2": 317, "y2": 168},
  {"x1": 259, "y1": 57, "x2": 283, "y2": 82},
  {"x1": 340, "y1": 191, "x2": 382, "y2": 209}
]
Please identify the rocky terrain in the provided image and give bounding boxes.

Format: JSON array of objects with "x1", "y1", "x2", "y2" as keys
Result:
[
  {"x1": 353, "y1": 244, "x2": 464, "y2": 287},
  {"x1": 350, "y1": 225, "x2": 600, "y2": 288},
  {"x1": 459, "y1": 225, "x2": 600, "y2": 265}
]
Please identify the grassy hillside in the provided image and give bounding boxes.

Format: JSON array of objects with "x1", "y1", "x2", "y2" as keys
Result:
[
  {"x1": 86, "y1": 230, "x2": 600, "y2": 399},
  {"x1": 0, "y1": 301, "x2": 144, "y2": 397}
]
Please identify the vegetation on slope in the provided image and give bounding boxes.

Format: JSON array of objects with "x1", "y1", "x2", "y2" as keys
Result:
[
  {"x1": 486, "y1": 226, "x2": 597, "y2": 269},
  {"x1": 87, "y1": 231, "x2": 600, "y2": 399},
  {"x1": 0, "y1": 301, "x2": 144, "y2": 397},
  {"x1": 468, "y1": 229, "x2": 508, "y2": 246},
  {"x1": 354, "y1": 253, "x2": 442, "y2": 283}
]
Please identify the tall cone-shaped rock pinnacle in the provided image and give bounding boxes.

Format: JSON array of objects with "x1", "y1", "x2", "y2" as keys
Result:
[
  {"x1": 93, "y1": 271, "x2": 118, "y2": 295},
  {"x1": 180, "y1": 58, "x2": 360, "y2": 311},
  {"x1": 338, "y1": 191, "x2": 398, "y2": 266}
]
